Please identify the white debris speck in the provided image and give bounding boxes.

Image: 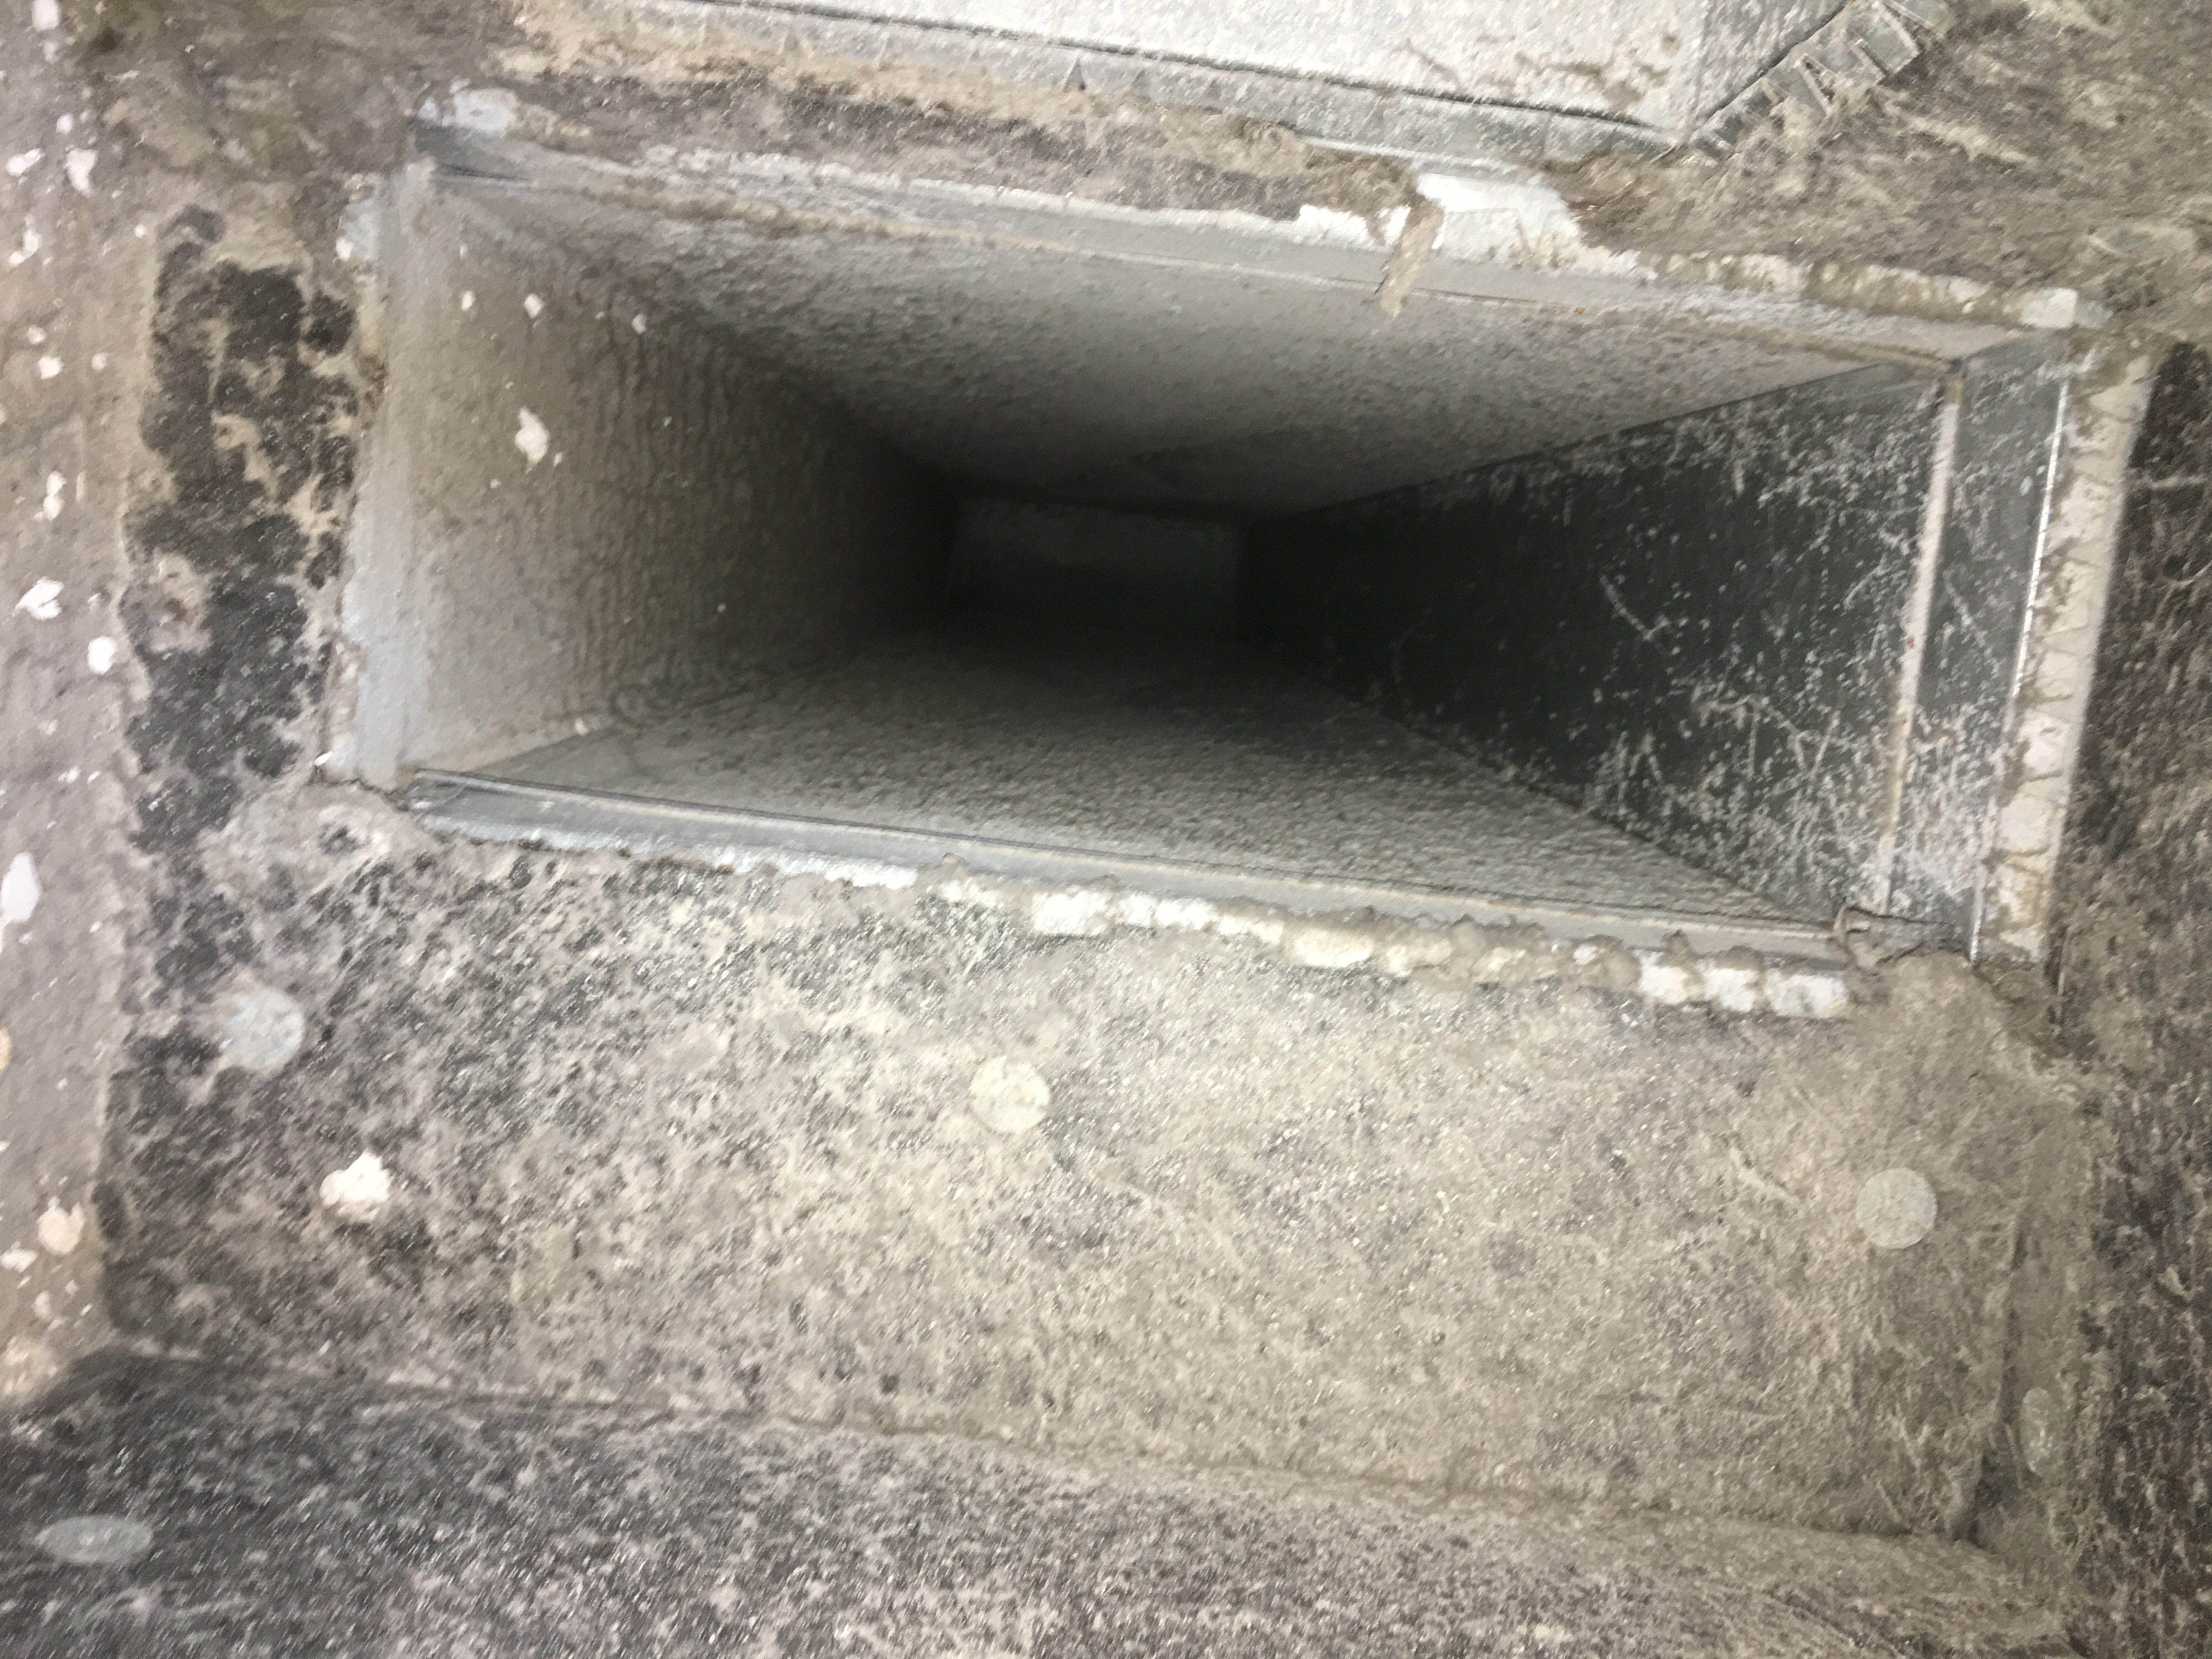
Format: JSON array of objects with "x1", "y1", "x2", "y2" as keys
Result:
[
  {"x1": 38, "y1": 471, "x2": 64, "y2": 520},
  {"x1": 36, "y1": 354, "x2": 60, "y2": 379},
  {"x1": 36, "y1": 1516, "x2": 153, "y2": 1568},
  {"x1": 459, "y1": 289, "x2": 475, "y2": 311},
  {"x1": 90, "y1": 351, "x2": 108, "y2": 370},
  {"x1": 63, "y1": 149, "x2": 94, "y2": 195},
  {"x1": 514, "y1": 407, "x2": 549, "y2": 467},
  {"x1": 218, "y1": 986, "x2": 306, "y2": 1073},
  {"x1": 0, "y1": 1249, "x2": 35, "y2": 1274},
  {"x1": 522, "y1": 292, "x2": 544, "y2": 319},
  {"x1": 36, "y1": 1203, "x2": 83, "y2": 1256},
  {"x1": 1855, "y1": 1167, "x2": 1938, "y2": 1250},
  {"x1": 970, "y1": 1056, "x2": 1051, "y2": 1136},
  {"x1": 1030, "y1": 888, "x2": 1111, "y2": 936},
  {"x1": 31, "y1": 0, "x2": 60, "y2": 30},
  {"x1": 449, "y1": 86, "x2": 518, "y2": 136},
  {"x1": 631, "y1": 313, "x2": 647, "y2": 334},
  {"x1": 1287, "y1": 922, "x2": 1375, "y2": 970},
  {"x1": 55, "y1": 114, "x2": 72, "y2": 136},
  {"x1": 319, "y1": 1153, "x2": 392, "y2": 1223},
  {"x1": 8, "y1": 226, "x2": 42, "y2": 268},
  {"x1": 2, "y1": 853, "x2": 42, "y2": 926},
  {"x1": 334, "y1": 236, "x2": 354, "y2": 262},
  {"x1": 4, "y1": 149, "x2": 40, "y2": 177},
  {"x1": 25, "y1": 325, "x2": 44, "y2": 343},
  {"x1": 84, "y1": 636, "x2": 117, "y2": 675},
  {"x1": 16, "y1": 577, "x2": 61, "y2": 618}
]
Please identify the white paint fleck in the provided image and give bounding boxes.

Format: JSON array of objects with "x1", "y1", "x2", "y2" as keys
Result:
[
  {"x1": 514, "y1": 407, "x2": 549, "y2": 467},
  {"x1": 1288, "y1": 922, "x2": 1374, "y2": 969},
  {"x1": 319, "y1": 1152, "x2": 392, "y2": 1223},
  {"x1": 30, "y1": 0, "x2": 58, "y2": 26},
  {"x1": 16, "y1": 577, "x2": 61, "y2": 617},
  {"x1": 1701, "y1": 964, "x2": 1766, "y2": 1013},
  {"x1": 218, "y1": 986, "x2": 306, "y2": 1073},
  {"x1": 1855, "y1": 1167, "x2": 1938, "y2": 1249},
  {"x1": 0, "y1": 1249, "x2": 35, "y2": 1274},
  {"x1": 85, "y1": 635, "x2": 116, "y2": 675},
  {"x1": 24, "y1": 325, "x2": 43, "y2": 344},
  {"x1": 90, "y1": 351, "x2": 108, "y2": 370},
  {"x1": 459, "y1": 289, "x2": 475, "y2": 311},
  {"x1": 522, "y1": 292, "x2": 544, "y2": 319},
  {"x1": 55, "y1": 114, "x2": 72, "y2": 136},
  {"x1": 4, "y1": 149, "x2": 40, "y2": 177},
  {"x1": 1, "y1": 1334, "x2": 60, "y2": 1399},
  {"x1": 1634, "y1": 955, "x2": 1702, "y2": 1005},
  {"x1": 36, "y1": 1517, "x2": 154, "y2": 1568},
  {"x1": 334, "y1": 237, "x2": 354, "y2": 262},
  {"x1": 3, "y1": 855, "x2": 44, "y2": 929},
  {"x1": 36, "y1": 354, "x2": 60, "y2": 379},
  {"x1": 38, "y1": 471, "x2": 64, "y2": 520},
  {"x1": 63, "y1": 149, "x2": 94, "y2": 195},
  {"x1": 631, "y1": 313, "x2": 647, "y2": 334},
  {"x1": 1030, "y1": 888, "x2": 1111, "y2": 935},
  {"x1": 970, "y1": 1057, "x2": 1049, "y2": 1136},
  {"x1": 36, "y1": 1202, "x2": 83, "y2": 1256}
]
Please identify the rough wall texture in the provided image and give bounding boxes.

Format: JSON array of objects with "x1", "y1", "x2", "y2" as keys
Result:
[
  {"x1": 339, "y1": 178, "x2": 949, "y2": 782},
  {"x1": 67, "y1": 223, "x2": 2090, "y2": 1532},
  {"x1": 1, "y1": 2, "x2": 2203, "y2": 1647},
  {"x1": 2046, "y1": 342, "x2": 2212, "y2": 1659},
  {"x1": 1576, "y1": 1, "x2": 2212, "y2": 356},
  {"x1": 0, "y1": 0, "x2": 142, "y2": 1401},
  {"x1": 100, "y1": 758, "x2": 2076, "y2": 1537}
]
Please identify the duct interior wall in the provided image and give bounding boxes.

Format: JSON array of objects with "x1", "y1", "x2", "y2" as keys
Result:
[
  {"x1": 335, "y1": 167, "x2": 2068, "y2": 944},
  {"x1": 335, "y1": 183, "x2": 953, "y2": 786},
  {"x1": 1247, "y1": 346, "x2": 2069, "y2": 939}
]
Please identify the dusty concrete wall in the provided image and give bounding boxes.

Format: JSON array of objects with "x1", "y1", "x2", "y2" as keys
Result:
[
  {"x1": 2040, "y1": 342, "x2": 2212, "y2": 1659},
  {"x1": 0, "y1": 0, "x2": 142, "y2": 1400},
  {"x1": 75, "y1": 161, "x2": 2085, "y2": 1544},
  {"x1": 0, "y1": 0, "x2": 2154, "y2": 1605},
  {"x1": 336, "y1": 179, "x2": 949, "y2": 783},
  {"x1": 100, "y1": 764, "x2": 2078, "y2": 1537}
]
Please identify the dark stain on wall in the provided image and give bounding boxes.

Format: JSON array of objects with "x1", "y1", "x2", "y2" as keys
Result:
[
  {"x1": 2051, "y1": 342, "x2": 2212, "y2": 1659},
  {"x1": 100, "y1": 212, "x2": 363, "y2": 1294}
]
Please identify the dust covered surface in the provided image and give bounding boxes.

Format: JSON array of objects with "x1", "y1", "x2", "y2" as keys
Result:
[
  {"x1": 2047, "y1": 343, "x2": 2212, "y2": 1659},
  {"x1": 1573, "y1": 1, "x2": 2212, "y2": 348},
  {"x1": 1, "y1": 0, "x2": 2200, "y2": 1646},
  {"x1": 0, "y1": 1354, "x2": 2080, "y2": 1658}
]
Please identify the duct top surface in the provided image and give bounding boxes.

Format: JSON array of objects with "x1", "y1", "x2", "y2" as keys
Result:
[{"x1": 678, "y1": 0, "x2": 1839, "y2": 149}]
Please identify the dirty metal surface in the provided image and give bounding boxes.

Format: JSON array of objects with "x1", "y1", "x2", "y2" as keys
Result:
[
  {"x1": 1886, "y1": 336, "x2": 2069, "y2": 946},
  {"x1": 1250, "y1": 348, "x2": 2069, "y2": 941},
  {"x1": 648, "y1": 0, "x2": 1836, "y2": 158}
]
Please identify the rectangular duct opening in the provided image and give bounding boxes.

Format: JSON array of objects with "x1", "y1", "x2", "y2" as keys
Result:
[{"x1": 334, "y1": 153, "x2": 2075, "y2": 961}]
